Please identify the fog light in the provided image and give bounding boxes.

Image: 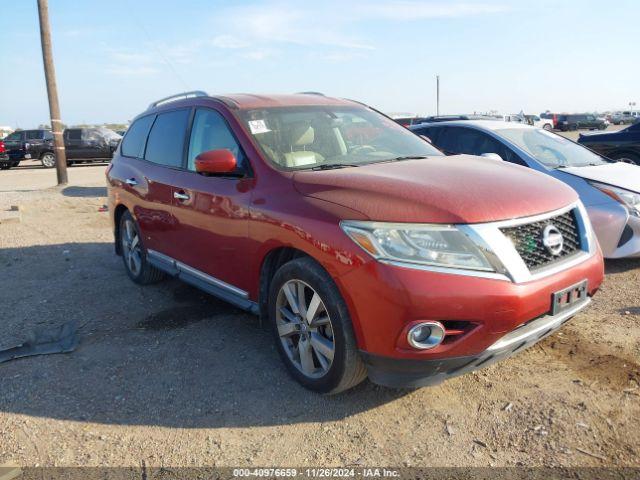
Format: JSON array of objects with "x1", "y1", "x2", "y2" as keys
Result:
[{"x1": 407, "y1": 321, "x2": 445, "y2": 350}]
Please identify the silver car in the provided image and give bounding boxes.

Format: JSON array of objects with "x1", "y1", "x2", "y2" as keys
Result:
[{"x1": 411, "y1": 121, "x2": 640, "y2": 259}]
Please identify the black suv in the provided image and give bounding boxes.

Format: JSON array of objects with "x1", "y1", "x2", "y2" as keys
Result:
[
  {"x1": 2, "y1": 129, "x2": 54, "y2": 169},
  {"x1": 0, "y1": 127, "x2": 121, "y2": 169},
  {"x1": 556, "y1": 114, "x2": 606, "y2": 131}
]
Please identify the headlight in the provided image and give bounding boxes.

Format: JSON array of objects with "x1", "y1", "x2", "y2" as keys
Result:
[
  {"x1": 590, "y1": 182, "x2": 640, "y2": 217},
  {"x1": 341, "y1": 221, "x2": 496, "y2": 271}
]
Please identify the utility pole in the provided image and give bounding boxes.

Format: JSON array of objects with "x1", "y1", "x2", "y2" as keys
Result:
[
  {"x1": 37, "y1": 0, "x2": 67, "y2": 185},
  {"x1": 436, "y1": 75, "x2": 440, "y2": 116}
]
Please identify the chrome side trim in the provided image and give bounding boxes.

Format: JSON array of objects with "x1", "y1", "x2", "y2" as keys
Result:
[
  {"x1": 147, "y1": 249, "x2": 248, "y2": 298},
  {"x1": 487, "y1": 297, "x2": 591, "y2": 351}
]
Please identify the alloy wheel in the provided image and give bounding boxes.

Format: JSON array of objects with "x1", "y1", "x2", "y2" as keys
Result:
[
  {"x1": 121, "y1": 218, "x2": 142, "y2": 277},
  {"x1": 41, "y1": 153, "x2": 56, "y2": 168},
  {"x1": 276, "y1": 279, "x2": 335, "y2": 379}
]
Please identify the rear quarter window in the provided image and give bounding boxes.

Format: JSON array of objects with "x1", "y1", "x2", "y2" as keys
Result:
[
  {"x1": 144, "y1": 109, "x2": 190, "y2": 168},
  {"x1": 121, "y1": 115, "x2": 155, "y2": 158}
]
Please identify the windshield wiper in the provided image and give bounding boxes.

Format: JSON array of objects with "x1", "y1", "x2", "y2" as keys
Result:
[
  {"x1": 385, "y1": 155, "x2": 429, "y2": 162},
  {"x1": 311, "y1": 163, "x2": 360, "y2": 171}
]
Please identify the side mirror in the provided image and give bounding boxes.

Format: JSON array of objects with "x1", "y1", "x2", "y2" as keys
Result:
[
  {"x1": 195, "y1": 149, "x2": 237, "y2": 175},
  {"x1": 481, "y1": 152, "x2": 503, "y2": 161}
]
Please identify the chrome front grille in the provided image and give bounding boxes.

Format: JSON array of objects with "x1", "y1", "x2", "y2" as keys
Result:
[{"x1": 500, "y1": 210, "x2": 582, "y2": 271}]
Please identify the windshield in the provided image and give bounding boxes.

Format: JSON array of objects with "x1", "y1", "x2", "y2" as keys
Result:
[
  {"x1": 496, "y1": 128, "x2": 610, "y2": 168},
  {"x1": 97, "y1": 128, "x2": 122, "y2": 141},
  {"x1": 239, "y1": 105, "x2": 442, "y2": 170}
]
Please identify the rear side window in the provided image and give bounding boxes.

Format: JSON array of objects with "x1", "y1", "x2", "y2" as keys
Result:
[
  {"x1": 121, "y1": 114, "x2": 155, "y2": 158},
  {"x1": 145, "y1": 109, "x2": 190, "y2": 168},
  {"x1": 26, "y1": 130, "x2": 43, "y2": 140},
  {"x1": 187, "y1": 108, "x2": 246, "y2": 171},
  {"x1": 44, "y1": 131, "x2": 53, "y2": 140}
]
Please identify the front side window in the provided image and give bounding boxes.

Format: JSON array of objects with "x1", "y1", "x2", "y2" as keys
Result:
[
  {"x1": 238, "y1": 105, "x2": 442, "y2": 170},
  {"x1": 145, "y1": 109, "x2": 190, "y2": 168},
  {"x1": 187, "y1": 109, "x2": 246, "y2": 171},
  {"x1": 44, "y1": 131, "x2": 53, "y2": 140},
  {"x1": 496, "y1": 128, "x2": 610, "y2": 168},
  {"x1": 66, "y1": 129, "x2": 82, "y2": 141},
  {"x1": 121, "y1": 115, "x2": 155, "y2": 158}
]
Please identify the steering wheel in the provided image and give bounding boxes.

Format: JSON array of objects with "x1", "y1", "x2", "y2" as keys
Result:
[{"x1": 351, "y1": 145, "x2": 376, "y2": 154}]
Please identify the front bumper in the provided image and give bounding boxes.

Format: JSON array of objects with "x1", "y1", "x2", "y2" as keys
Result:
[{"x1": 362, "y1": 297, "x2": 591, "y2": 388}]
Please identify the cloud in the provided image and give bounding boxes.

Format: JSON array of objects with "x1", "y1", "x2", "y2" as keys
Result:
[
  {"x1": 212, "y1": 35, "x2": 249, "y2": 49},
  {"x1": 365, "y1": 2, "x2": 508, "y2": 21}
]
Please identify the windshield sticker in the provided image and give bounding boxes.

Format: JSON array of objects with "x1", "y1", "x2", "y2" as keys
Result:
[{"x1": 248, "y1": 119, "x2": 270, "y2": 134}]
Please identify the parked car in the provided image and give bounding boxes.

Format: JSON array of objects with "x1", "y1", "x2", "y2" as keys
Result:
[
  {"x1": 2, "y1": 129, "x2": 53, "y2": 169},
  {"x1": 411, "y1": 120, "x2": 640, "y2": 259},
  {"x1": 392, "y1": 116, "x2": 429, "y2": 126},
  {"x1": 611, "y1": 111, "x2": 636, "y2": 125},
  {"x1": 578, "y1": 121, "x2": 640, "y2": 164},
  {"x1": 540, "y1": 112, "x2": 559, "y2": 130},
  {"x1": 108, "y1": 91, "x2": 603, "y2": 393},
  {"x1": 1, "y1": 127, "x2": 121, "y2": 168},
  {"x1": 556, "y1": 114, "x2": 607, "y2": 131},
  {"x1": 420, "y1": 114, "x2": 496, "y2": 123}
]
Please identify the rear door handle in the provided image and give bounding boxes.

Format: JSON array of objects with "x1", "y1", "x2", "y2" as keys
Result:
[
  {"x1": 125, "y1": 178, "x2": 138, "y2": 186},
  {"x1": 173, "y1": 191, "x2": 190, "y2": 201}
]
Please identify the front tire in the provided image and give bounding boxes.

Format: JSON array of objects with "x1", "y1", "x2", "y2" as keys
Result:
[
  {"x1": 40, "y1": 152, "x2": 56, "y2": 168},
  {"x1": 119, "y1": 211, "x2": 165, "y2": 284},
  {"x1": 269, "y1": 257, "x2": 367, "y2": 394}
]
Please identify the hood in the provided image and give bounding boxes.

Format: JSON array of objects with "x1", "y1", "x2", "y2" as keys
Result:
[
  {"x1": 293, "y1": 156, "x2": 578, "y2": 224},
  {"x1": 562, "y1": 162, "x2": 640, "y2": 193}
]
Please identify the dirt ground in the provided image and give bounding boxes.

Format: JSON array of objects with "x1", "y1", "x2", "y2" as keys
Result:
[{"x1": 0, "y1": 156, "x2": 639, "y2": 470}]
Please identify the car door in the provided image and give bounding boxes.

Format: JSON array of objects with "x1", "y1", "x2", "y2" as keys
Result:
[
  {"x1": 82, "y1": 128, "x2": 108, "y2": 160},
  {"x1": 64, "y1": 129, "x2": 83, "y2": 159},
  {"x1": 168, "y1": 107, "x2": 253, "y2": 294},
  {"x1": 129, "y1": 109, "x2": 191, "y2": 260}
]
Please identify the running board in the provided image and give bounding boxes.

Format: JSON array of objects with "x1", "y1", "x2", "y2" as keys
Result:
[{"x1": 147, "y1": 249, "x2": 259, "y2": 315}]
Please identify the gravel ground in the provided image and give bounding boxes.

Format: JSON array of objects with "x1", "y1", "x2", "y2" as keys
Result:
[{"x1": 0, "y1": 156, "x2": 639, "y2": 469}]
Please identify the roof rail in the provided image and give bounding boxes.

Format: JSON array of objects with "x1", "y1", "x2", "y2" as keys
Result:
[
  {"x1": 148, "y1": 91, "x2": 208, "y2": 110},
  {"x1": 297, "y1": 91, "x2": 325, "y2": 96}
]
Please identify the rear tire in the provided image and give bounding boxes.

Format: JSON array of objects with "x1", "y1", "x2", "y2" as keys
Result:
[
  {"x1": 119, "y1": 211, "x2": 165, "y2": 284},
  {"x1": 268, "y1": 257, "x2": 367, "y2": 394},
  {"x1": 0, "y1": 165, "x2": 10, "y2": 170},
  {"x1": 40, "y1": 152, "x2": 56, "y2": 168}
]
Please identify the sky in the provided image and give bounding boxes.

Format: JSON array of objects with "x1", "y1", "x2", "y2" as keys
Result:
[{"x1": 1, "y1": 0, "x2": 638, "y2": 127}]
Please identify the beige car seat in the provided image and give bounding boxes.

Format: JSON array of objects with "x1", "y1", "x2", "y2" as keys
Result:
[{"x1": 283, "y1": 125, "x2": 325, "y2": 167}]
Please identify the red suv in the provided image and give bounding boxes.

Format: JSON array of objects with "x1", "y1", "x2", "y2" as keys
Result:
[{"x1": 107, "y1": 91, "x2": 604, "y2": 393}]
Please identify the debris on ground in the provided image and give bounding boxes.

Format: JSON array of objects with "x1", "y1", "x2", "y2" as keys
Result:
[{"x1": 0, "y1": 321, "x2": 79, "y2": 364}]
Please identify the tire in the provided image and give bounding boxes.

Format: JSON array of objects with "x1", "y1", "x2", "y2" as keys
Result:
[
  {"x1": 0, "y1": 165, "x2": 10, "y2": 170},
  {"x1": 118, "y1": 211, "x2": 165, "y2": 284},
  {"x1": 11, "y1": 162, "x2": 19, "y2": 168},
  {"x1": 543, "y1": 124, "x2": 552, "y2": 131},
  {"x1": 269, "y1": 257, "x2": 367, "y2": 394},
  {"x1": 40, "y1": 152, "x2": 56, "y2": 168},
  {"x1": 611, "y1": 152, "x2": 640, "y2": 165}
]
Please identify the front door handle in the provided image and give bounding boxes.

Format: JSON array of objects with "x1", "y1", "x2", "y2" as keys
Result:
[
  {"x1": 125, "y1": 178, "x2": 138, "y2": 186},
  {"x1": 173, "y1": 191, "x2": 190, "y2": 201}
]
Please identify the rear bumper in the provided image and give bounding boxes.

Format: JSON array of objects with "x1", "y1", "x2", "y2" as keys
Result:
[
  {"x1": 363, "y1": 297, "x2": 591, "y2": 388},
  {"x1": 0, "y1": 154, "x2": 12, "y2": 164}
]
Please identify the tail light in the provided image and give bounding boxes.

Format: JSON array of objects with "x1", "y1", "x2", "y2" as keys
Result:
[{"x1": 0, "y1": 141, "x2": 5, "y2": 153}]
